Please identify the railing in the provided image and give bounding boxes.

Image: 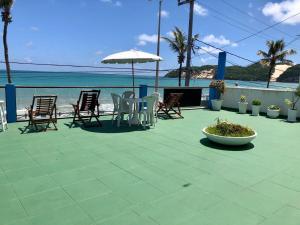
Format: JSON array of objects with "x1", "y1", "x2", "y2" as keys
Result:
[{"x1": 10, "y1": 85, "x2": 209, "y2": 121}]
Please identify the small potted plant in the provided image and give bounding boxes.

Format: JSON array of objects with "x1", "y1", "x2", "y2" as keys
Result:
[
  {"x1": 284, "y1": 85, "x2": 300, "y2": 122},
  {"x1": 251, "y1": 99, "x2": 262, "y2": 116},
  {"x1": 210, "y1": 80, "x2": 226, "y2": 111},
  {"x1": 238, "y1": 95, "x2": 248, "y2": 114},
  {"x1": 267, "y1": 105, "x2": 280, "y2": 118}
]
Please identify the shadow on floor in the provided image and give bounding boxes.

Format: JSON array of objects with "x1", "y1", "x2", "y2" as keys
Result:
[
  {"x1": 157, "y1": 113, "x2": 184, "y2": 120},
  {"x1": 64, "y1": 120, "x2": 148, "y2": 133},
  {"x1": 19, "y1": 124, "x2": 58, "y2": 134},
  {"x1": 279, "y1": 119, "x2": 300, "y2": 124},
  {"x1": 200, "y1": 138, "x2": 254, "y2": 151}
]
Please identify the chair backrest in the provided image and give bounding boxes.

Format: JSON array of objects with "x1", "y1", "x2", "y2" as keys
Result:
[
  {"x1": 122, "y1": 91, "x2": 135, "y2": 99},
  {"x1": 32, "y1": 96, "x2": 57, "y2": 116},
  {"x1": 165, "y1": 93, "x2": 183, "y2": 108},
  {"x1": 152, "y1": 92, "x2": 160, "y2": 108},
  {"x1": 142, "y1": 95, "x2": 157, "y2": 113},
  {"x1": 111, "y1": 93, "x2": 122, "y2": 111},
  {"x1": 121, "y1": 91, "x2": 135, "y2": 112},
  {"x1": 78, "y1": 90, "x2": 100, "y2": 112}
]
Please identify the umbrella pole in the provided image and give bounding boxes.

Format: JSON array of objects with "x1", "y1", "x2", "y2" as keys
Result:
[{"x1": 132, "y1": 61, "x2": 135, "y2": 92}]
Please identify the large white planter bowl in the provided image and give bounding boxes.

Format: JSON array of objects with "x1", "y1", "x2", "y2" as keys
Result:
[
  {"x1": 287, "y1": 109, "x2": 298, "y2": 122},
  {"x1": 211, "y1": 99, "x2": 223, "y2": 111},
  {"x1": 202, "y1": 128, "x2": 257, "y2": 146},
  {"x1": 267, "y1": 109, "x2": 280, "y2": 118}
]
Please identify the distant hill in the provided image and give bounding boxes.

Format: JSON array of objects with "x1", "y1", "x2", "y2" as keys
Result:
[
  {"x1": 165, "y1": 65, "x2": 216, "y2": 78},
  {"x1": 165, "y1": 63, "x2": 270, "y2": 81},
  {"x1": 277, "y1": 64, "x2": 300, "y2": 83}
]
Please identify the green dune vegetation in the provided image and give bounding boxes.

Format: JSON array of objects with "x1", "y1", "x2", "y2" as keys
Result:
[
  {"x1": 165, "y1": 63, "x2": 269, "y2": 81},
  {"x1": 277, "y1": 64, "x2": 300, "y2": 83},
  {"x1": 165, "y1": 63, "x2": 300, "y2": 83}
]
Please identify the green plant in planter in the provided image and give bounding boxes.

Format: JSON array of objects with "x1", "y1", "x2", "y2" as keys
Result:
[
  {"x1": 209, "y1": 80, "x2": 226, "y2": 100},
  {"x1": 284, "y1": 85, "x2": 300, "y2": 110},
  {"x1": 240, "y1": 95, "x2": 247, "y2": 103},
  {"x1": 268, "y1": 105, "x2": 280, "y2": 110},
  {"x1": 206, "y1": 118, "x2": 255, "y2": 137},
  {"x1": 252, "y1": 99, "x2": 262, "y2": 106}
]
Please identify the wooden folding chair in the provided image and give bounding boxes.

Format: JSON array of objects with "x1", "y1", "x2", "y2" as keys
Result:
[
  {"x1": 26, "y1": 95, "x2": 58, "y2": 132},
  {"x1": 71, "y1": 90, "x2": 102, "y2": 127},
  {"x1": 157, "y1": 93, "x2": 184, "y2": 119}
]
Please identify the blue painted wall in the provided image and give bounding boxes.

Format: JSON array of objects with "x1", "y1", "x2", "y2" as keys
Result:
[
  {"x1": 209, "y1": 52, "x2": 227, "y2": 107},
  {"x1": 5, "y1": 84, "x2": 17, "y2": 123}
]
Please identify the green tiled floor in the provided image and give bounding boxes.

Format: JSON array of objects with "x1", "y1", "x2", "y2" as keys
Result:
[{"x1": 1, "y1": 109, "x2": 300, "y2": 225}]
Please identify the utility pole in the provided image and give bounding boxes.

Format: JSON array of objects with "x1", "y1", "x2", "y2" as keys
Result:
[
  {"x1": 155, "y1": 0, "x2": 163, "y2": 92},
  {"x1": 178, "y1": 0, "x2": 195, "y2": 87}
]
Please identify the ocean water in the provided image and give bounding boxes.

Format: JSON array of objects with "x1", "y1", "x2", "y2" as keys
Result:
[{"x1": 0, "y1": 70, "x2": 298, "y2": 116}]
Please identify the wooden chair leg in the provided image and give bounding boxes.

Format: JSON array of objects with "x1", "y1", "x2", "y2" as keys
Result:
[
  {"x1": 52, "y1": 118, "x2": 58, "y2": 130},
  {"x1": 112, "y1": 111, "x2": 115, "y2": 124},
  {"x1": 92, "y1": 112, "x2": 102, "y2": 127},
  {"x1": 71, "y1": 110, "x2": 78, "y2": 127}
]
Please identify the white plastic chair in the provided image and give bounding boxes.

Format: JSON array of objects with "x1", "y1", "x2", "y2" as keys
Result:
[
  {"x1": 0, "y1": 100, "x2": 8, "y2": 131},
  {"x1": 139, "y1": 95, "x2": 157, "y2": 128},
  {"x1": 152, "y1": 92, "x2": 160, "y2": 122},
  {"x1": 111, "y1": 93, "x2": 127, "y2": 127},
  {"x1": 122, "y1": 91, "x2": 135, "y2": 99}
]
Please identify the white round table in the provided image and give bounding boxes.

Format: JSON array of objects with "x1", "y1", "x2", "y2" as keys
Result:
[{"x1": 0, "y1": 100, "x2": 7, "y2": 131}]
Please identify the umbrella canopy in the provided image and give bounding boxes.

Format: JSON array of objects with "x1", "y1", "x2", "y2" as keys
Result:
[
  {"x1": 101, "y1": 50, "x2": 163, "y2": 90},
  {"x1": 102, "y1": 49, "x2": 162, "y2": 64}
]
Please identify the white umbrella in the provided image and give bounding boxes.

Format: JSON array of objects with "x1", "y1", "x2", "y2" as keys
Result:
[{"x1": 101, "y1": 49, "x2": 163, "y2": 89}]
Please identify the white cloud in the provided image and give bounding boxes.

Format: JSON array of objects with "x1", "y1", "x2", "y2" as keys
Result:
[
  {"x1": 30, "y1": 26, "x2": 39, "y2": 31},
  {"x1": 137, "y1": 34, "x2": 158, "y2": 46},
  {"x1": 115, "y1": 1, "x2": 122, "y2": 7},
  {"x1": 100, "y1": 0, "x2": 122, "y2": 7},
  {"x1": 24, "y1": 57, "x2": 33, "y2": 63},
  {"x1": 166, "y1": 31, "x2": 174, "y2": 38},
  {"x1": 95, "y1": 50, "x2": 103, "y2": 55},
  {"x1": 194, "y1": 3, "x2": 208, "y2": 16},
  {"x1": 202, "y1": 34, "x2": 238, "y2": 47},
  {"x1": 198, "y1": 46, "x2": 221, "y2": 55},
  {"x1": 262, "y1": 0, "x2": 300, "y2": 25},
  {"x1": 200, "y1": 56, "x2": 215, "y2": 64},
  {"x1": 26, "y1": 41, "x2": 33, "y2": 48},
  {"x1": 160, "y1": 10, "x2": 169, "y2": 18}
]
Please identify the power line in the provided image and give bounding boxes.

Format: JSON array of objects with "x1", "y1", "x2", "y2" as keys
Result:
[
  {"x1": 199, "y1": 1, "x2": 299, "y2": 51},
  {"x1": 234, "y1": 11, "x2": 300, "y2": 44},
  {"x1": 200, "y1": 2, "x2": 279, "y2": 42},
  {"x1": 0, "y1": 61, "x2": 172, "y2": 72},
  {"x1": 198, "y1": 1, "x2": 299, "y2": 53},
  {"x1": 196, "y1": 40, "x2": 288, "y2": 73},
  {"x1": 195, "y1": 46, "x2": 290, "y2": 88},
  {"x1": 220, "y1": 0, "x2": 294, "y2": 39},
  {"x1": 286, "y1": 36, "x2": 300, "y2": 47}
]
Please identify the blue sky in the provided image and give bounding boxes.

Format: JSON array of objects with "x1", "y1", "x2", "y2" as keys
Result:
[{"x1": 1, "y1": 0, "x2": 300, "y2": 73}]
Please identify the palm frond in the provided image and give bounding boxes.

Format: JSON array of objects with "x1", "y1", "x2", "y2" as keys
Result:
[
  {"x1": 280, "y1": 59, "x2": 294, "y2": 65},
  {"x1": 258, "y1": 39, "x2": 296, "y2": 67},
  {"x1": 162, "y1": 37, "x2": 180, "y2": 53},
  {"x1": 0, "y1": 0, "x2": 13, "y2": 9},
  {"x1": 257, "y1": 50, "x2": 269, "y2": 58},
  {"x1": 259, "y1": 59, "x2": 270, "y2": 66}
]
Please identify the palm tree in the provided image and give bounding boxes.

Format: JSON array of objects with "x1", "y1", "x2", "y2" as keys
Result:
[
  {"x1": 0, "y1": 0, "x2": 14, "y2": 84},
  {"x1": 257, "y1": 39, "x2": 296, "y2": 88},
  {"x1": 163, "y1": 27, "x2": 198, "y2": 87}
]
